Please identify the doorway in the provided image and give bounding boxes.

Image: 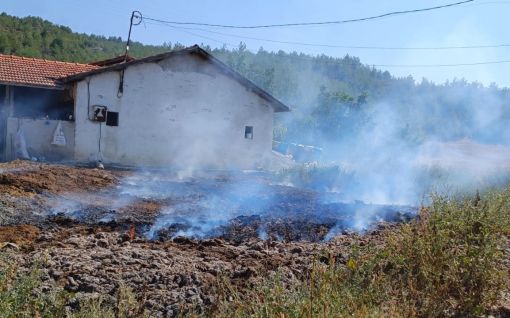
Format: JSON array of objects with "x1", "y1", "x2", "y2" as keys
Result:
[{"x1": 0, "y1": 85, "x2": 8, "y2": 161}]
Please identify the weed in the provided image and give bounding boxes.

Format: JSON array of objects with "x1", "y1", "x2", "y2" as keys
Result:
[
  {"x1": 0, "y1": 255, "x2": 146, "y2": 318},
  {"x1": 0, "y1": 256, "x2": 67, "y2": 318},
  {"x1": 212, "y1": 190, "x2": 510, "y2": 317}
]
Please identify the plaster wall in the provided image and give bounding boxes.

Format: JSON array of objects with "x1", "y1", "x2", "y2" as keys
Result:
[{"x1": 73, "y1": 54, "x2": 275, "y2": 169}]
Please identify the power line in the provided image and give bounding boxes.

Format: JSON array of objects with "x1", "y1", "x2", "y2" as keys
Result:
[
  {"x1": 143, "y1": 0, "x2": 474, "y2": 29},
  {"x1": 373, "y1": 60, "x2": 510, "y2": 68},
  {"x1": 144, "y1": 21, "x2": 236, "y2": 47},
  {"x1": 151, "y1": 22, "x2": 510, "y2": 51},
  {"x1": 268, "y1": 53, "x2": 510, "y2": 68},
  {"x1": 141, "y1": 2, "x2": 510, "y2": 69},
  {"x1": 145, "y1": 23, "x2": 510, "y2": 68},
  {"x1": 462, "y1": 0, "x2": 510, "y2": 6}
]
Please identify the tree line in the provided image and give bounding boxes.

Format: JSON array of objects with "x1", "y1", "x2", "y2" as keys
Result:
[{"x1": 2, "y1": 12, "x2": 510, "y2": 148}]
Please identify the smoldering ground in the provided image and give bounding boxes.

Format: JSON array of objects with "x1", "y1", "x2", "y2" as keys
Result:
[{"x1": 42, "y1": 168, "x2": 413, "y2": 242}]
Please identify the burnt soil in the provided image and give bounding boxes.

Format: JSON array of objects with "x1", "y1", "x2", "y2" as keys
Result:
[{"x1": 3, "y1": 160, "x2": 502, "y2": 317}]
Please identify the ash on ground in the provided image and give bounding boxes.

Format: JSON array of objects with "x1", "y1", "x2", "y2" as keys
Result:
[
  {"x1": 0, "y1": 161, "x2": 415, "y2": 242},
  {"x1": 0, "y1": 160, "x2": 416, "y2": 317}
]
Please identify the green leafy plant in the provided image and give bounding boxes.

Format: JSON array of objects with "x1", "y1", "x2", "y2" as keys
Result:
[{"x1": 0, "y1": 256, "x2": 67, "y2": 318}]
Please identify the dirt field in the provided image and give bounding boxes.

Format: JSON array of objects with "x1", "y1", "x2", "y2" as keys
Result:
[{"x1": 0, "y1": 160, "x2": 420, "y2": 316}]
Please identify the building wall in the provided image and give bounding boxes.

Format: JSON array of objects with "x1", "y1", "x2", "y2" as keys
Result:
[
  {"x1": 73, "y1": 54, "x2": 275, "y2": 169},
  {"x1": 5, "y1": 118, "x2": 75, "y2": 161}
]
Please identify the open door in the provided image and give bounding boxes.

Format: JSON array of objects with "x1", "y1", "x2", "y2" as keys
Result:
[{"x1": 0, "y1": 85, "x2": 8, "y2": 162}]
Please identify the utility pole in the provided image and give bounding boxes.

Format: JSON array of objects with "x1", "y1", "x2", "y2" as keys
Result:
[
  {"x1": 124, "y1": 11, "x2": 143, "y2": 60},
  {"x1": 119, "y1": 11, "x2": 142, "y2": 97}
]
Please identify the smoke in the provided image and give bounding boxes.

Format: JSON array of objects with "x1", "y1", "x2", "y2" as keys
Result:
[
  {"x1": 276, "y1": 75, "x2": 510, "y2": 207},
  {"x1": 143, "y1": 171, "x2": 278, "y2": 239},
  {"x1": 133, "y1": 170, "x2": 414, "y2": 241},
  {"x1": 81, "y1": 52, "x2": 510, "y2": 240},
  {"x1": 36, "y1": 48, "x2": 510, "y2": 241}
]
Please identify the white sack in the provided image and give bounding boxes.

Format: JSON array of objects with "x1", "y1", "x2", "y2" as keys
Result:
[
  {"x1": 15, "y1": 128, "x2": 30, "y2": 159},
  {"x1": 51, "y1": 121, "x2": 66, "y2": 146}
]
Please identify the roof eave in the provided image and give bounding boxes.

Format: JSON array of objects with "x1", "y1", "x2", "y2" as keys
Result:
[
  {"x1": 61, "y1": 47, "x2": 200, "y2": 83},
  {"x1": 0, "y1": 81, "x2": 64, "y2": 90}
]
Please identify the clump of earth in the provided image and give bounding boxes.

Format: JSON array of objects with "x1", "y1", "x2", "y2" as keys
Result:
[{"x1": 0, "y1": 160, "x2": 416, "y2": 316}]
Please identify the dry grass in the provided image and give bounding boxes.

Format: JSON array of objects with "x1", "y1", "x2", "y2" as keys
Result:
[{"x1": 211, "y1": 190, "x2": 510, "y2": 317}]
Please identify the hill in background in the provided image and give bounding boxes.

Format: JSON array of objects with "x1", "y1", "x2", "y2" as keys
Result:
[{"x1": 2, "y1": 12, "x2": 510, "y2": 150}]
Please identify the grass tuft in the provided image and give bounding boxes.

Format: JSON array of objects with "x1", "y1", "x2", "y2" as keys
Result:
[
  {"x1": 212, "y1": 190, "x2": 510, "y2": 317},
  {"x1": 0, "y1": 255, "x2": 146, "y2": 318}
]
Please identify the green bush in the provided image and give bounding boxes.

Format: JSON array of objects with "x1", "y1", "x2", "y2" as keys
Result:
[{"x1": 0, "y1": 258, "x2": 67, "y2": 318}]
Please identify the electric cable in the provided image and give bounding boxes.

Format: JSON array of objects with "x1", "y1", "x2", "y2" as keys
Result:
[
  {"x1": 144, "y1": 21, "x2": 237, "y2": 46},
  {"x1": 146, "y1": 23, "x2": 510, "y2": 68},
  {"x1": 144, "y1": 0, "x2": 474, "y2": 29},
  {"x1": 149, "y1": 22, "x2": 510, "y2": 51}
]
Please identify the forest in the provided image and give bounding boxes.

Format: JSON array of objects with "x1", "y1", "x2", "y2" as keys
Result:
[{"x1": 2, "y1": 12, "x2": 510, "y2": 151}]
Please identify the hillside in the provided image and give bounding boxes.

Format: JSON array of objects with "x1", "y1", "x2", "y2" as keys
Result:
[
  {"x1": 2, "y1": 12, "x2": 510, "y2": 149},
  {"x1": 0, "y1": 13, "x2": 169, "y2": 62}
]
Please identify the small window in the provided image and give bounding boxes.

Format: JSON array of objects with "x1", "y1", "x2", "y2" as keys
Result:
[
  {"x1": 106, "y1": 111, "x2": 119, "y2": 126},
  {"x1": 244, "y1": 126, "x2": 253, "y2": 139}
]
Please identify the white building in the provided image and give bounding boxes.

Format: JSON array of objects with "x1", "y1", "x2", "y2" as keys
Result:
[{"x1": 0, "y1": 45, "x2": 290, "y2": 169}]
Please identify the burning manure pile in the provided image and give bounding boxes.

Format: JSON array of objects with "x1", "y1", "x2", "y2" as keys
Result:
[
  {"x1": 0, "y1": 161, "x2": 419, "y2": 316},
  {"x1": 0, "y1": 161, "x2": 415, "y2": 243},
  {"x1": 102, "y1": 171, "x2": 415, "y2": 243},
  {"x1": 4, "y1": 161, "x2": 508, "y2": 317}
]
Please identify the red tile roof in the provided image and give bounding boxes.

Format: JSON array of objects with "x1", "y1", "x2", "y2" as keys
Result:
[{"x1": 0, "y1": 54, "x2": 99, "y2": 89}]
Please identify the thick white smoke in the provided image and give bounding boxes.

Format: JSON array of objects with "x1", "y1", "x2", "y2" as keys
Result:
[{"x1": 277, "y1": 80, "x2": 510, "y2": 207}]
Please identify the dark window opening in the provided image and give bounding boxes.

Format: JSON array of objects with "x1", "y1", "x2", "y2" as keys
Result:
[
  {"x1": 0, "y1": 85, "x2": 6, "y2": 104},
  {"x1": 245, "y1": 126, "x2": 253, "y2": 139},
  {"x1": 12, "y1": 86, "x2": 74, "y2": 121},
  {"x1": 106, "y1": 111, "x2": 119, "y2": 126}
]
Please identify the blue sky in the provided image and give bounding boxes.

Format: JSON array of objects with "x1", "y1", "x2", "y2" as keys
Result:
[{"x1": 3, "y1": 0, "x2": 510, "y2": 87}]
